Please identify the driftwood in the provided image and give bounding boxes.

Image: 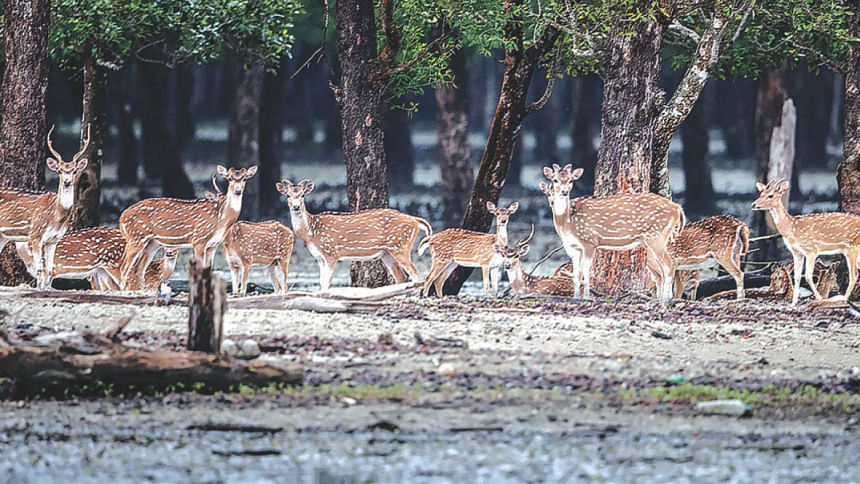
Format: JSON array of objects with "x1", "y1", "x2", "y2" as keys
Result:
[
  {"x1": 187, "y1": 258, "x2": 225, "y2": 353},
  {"x1": 228, "y1": 282, "x2": 421, "y2": 312},
  {"x1": 0, "y1": 319, "x2": 302, "y2": 396}
]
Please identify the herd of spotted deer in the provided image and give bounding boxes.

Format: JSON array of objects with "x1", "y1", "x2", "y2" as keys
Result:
[{"x1": 2, "y1": 129, "x2": 860, "y2": 306}]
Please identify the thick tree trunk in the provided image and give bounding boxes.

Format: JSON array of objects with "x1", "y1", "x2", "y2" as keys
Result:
[
  {"x1": 259, "y1": 64, "x2": 285, "y2": 218},
  {"x1": 838, "y1": 10, "x2": 860, "y2": 215},
  {"x1": 570, "y1": 76, "x2": 600, "y2": 186},
  {"x1": 138, "y1": 61, "x2": 194, "y2": 198},
  {"x1": 434, "y1": 39, "x2": 473, "y2": 227},
  {"x1": 0, "y1": 0, "x2": 50, "y2": 286},
  {"x1": 335, "y1": 0, "x2": 393, "y2": 287},
  {"x1": 72, "y1": 55, "x2": 106, "y2": 229},
  {"x1": 227, "y1": 63, "x2": 265, "y2": 220},
  {"x1": 116, "y1": 65, "x2": 139, "y2": 185},
  {"x1": 680, "y1": 96, "x2": 714, "y2": 214},
  {"x1": 589, "y1": 12, "x2": 664, "y2": 294},
  {"x1": 384, "y1": 106, "x2": 415, "y2": 188},
  {"x1": 441, "y1": 6, "x2": 560, "y2": 295},
  {"x1": 752, "y1": 71, "x2": 788, "y2": 261}
]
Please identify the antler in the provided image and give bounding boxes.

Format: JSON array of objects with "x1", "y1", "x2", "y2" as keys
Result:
[
  {"x1": 46, "y1": 125, "x2": 63, "y2": 162},
  {"x1": 211, "y1": 173, "x2": 222, "y2": 194},
  {"x1": 72, "y1": 124, "x2": 91, "y2": 162},
  {"x1": 517, "y1": 224, "x2": 535, "y2": 248}
]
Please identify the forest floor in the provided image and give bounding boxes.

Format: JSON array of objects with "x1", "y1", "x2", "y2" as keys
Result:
[{"x1": 1, "y1": 288, "x2": 859, "y2": 482}]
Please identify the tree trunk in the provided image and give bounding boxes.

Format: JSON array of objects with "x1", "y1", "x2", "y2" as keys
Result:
[
  {"x1": 384, "y1": 106, "x2": 415, "y2": 188},
  {"x1": 434, "y1": 36, "x2": 473, "y2": 227},
  {"x1": 752, "y1": 70, "x2": 788, "y2": 261},
  {"x1": 680, "y1": 96, "x2": 714, "y2": 214},
  {"x1": 259, "y1": 63, "x2": 285, "y2": 219},
  {"x1": 589, "y1": 12, "x2": 664, "y2": 294},
  {"x1": 227, "y1": 62, "x2": 264, "y2": 220},
  {"x1": 187, "y1": 257, "x2": 226, "y2": 354},
  {"x1": 441, "y1": 4, "x2": 560, "y2": 295},
  {"x1": 838, "y1": 8, "x2": 860, "y2": 215},
  {"x1": 532, "y1": 69, "x2": 558, "y2": 165},
  {"x1": 0, "y1": 0, "x2": 50, "y2": 286},
  {"x1": 138, "y1": 60, "x2": 194, "y2": 198},
  {"x1": 335, "y1": 0, "x2": 393, "y2": 287},
  {"x1": 116, "y1": 64, "x2": 138, "y2": 185},
  {"x1": 506, "y1": 132, "x2": 524, "y2": 187},
  {"x1": 570, "y1": 76, "x2": 600, "y2": 187},
  {"x1": 72, "y1": 54, "x2": 107, "y2": 229}
]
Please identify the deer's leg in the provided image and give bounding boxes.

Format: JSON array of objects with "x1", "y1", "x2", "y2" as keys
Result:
[
  {"x1": 845, "y1": 251, "x2": 859, "y2": 300},
  {"x1": 436, "y1": 262, "x2": 457, "y2": 297},
  {"x1": 715, "y1": 252, "x2": 745, "y2": 300},
  {"x1": 240, "y1": 264, "x2": 251, "y2": 296},
  {"x1": 565, "y1": 247, "x2": 583, "y2": 298},
  {"x1": 318, "y1": 259, "x2": 335, "y2": 290},
  {"x1": 790, "y1": 252, "x2": 804, "y2": 306},
  {"x1": 804, "y1": 255, "x2": 823, "y2": 300},
  {"x1": 397, "y1": 251, "x2": 421, "y2": 281},
  {"x1": 481, "y1": 266, "x2": 490, "y2": 297},
  {"x1": 266, "y1": 263, "x2": 281, "y2": 294},
  {"x1": 580, "y1": 246, "x2": 595, "y2": 300},
  {"x1": 43, "y1": 242, "x2": 58, "y2": 287},
  {"x1": 380, "y1": 252, "x2": 407, "y2": 283},
  {"x1": 490, "y1": 266, "x2": 501, "y2": 297},
  {"x1": 226, "y1": 254, "x2": 242, "y2": 294},
  {"x1": 279, "y1": 259, "x2": 290, "y2": 294},
  {"x1": 673, "y1": 271, "x2": 686, "y2": 300},
  {"x1": 644, "y1": 239, "x2": 673, "y2": 303}
]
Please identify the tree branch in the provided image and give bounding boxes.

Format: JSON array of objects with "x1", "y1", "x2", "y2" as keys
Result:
[
  {"x1": 387, "y1": 32, "x2": 449, "y2": 77},
  {"x1": 376, "y1": 0, "x2": 403, "y2": 71},
  {"x1": 669, "y1": 20, "x2": 701, "y2": 43},
  {"x1": 526, "y1": 46, "x2": 561, "y2": 115}
]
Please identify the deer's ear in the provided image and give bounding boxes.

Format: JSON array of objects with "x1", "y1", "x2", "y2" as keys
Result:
[
  {"x1": 539, "y1": 181, "x2": 550, "y2": 195},
  {"x1": 217, "y1": 165, "x2": 229, "y2": 177},
  {"x1": 777, "y1": 179, "x2": 790, "y2": 193},
  {"x1": 519, "y1": 244, "x2": 530, "y2": 257},
  {"x1": 543, "y1": 166, "x2": 554, "y2": 179},
  {"x1": 507, "y1": 201, "x2": 519, "y2": 213},
  {"x1": 755, "y1": 182, "x2": 766, "y2": 192},
  {"x1": 46, "y1": 158, "x2": 59, "y2": 172},
  {"x1": 244, "y1": 165, "x2": 258, "y2": 178},
  {"x1": 486, "y1": 201, "x2": 496, "y2": 212},
  {"x1": 571, "y1": 168, "x2": 584, "y2": 180},
  {"x1": 204, "y1": 191, "x2": 218, "y2": 201},
  {"x1": 75, "y1": 158, "x2": 88, "y2": 171},
  {"x1": 275, "y1": 181, "x2": 289, "y2": 195},
  {"x1": 303, "y1": 181, "x2": 315, "y2": 194}
]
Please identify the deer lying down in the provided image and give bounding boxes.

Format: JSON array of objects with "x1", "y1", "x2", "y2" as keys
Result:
[
  {"x1": 223, "y1": 220, "x2": 295, "y2": 296},
  {"x1": 494, "y1": 226, "x2": 576, "y2": 297},
  {"x1": 418, "y1": 201, "x2": 518, "y2": 297},
  {"x1": 707, "y1": 260, "x2": 838, "y2": 302},
  {"x1": 277, "y1": 179, "x2": 432, "y2": 290}
]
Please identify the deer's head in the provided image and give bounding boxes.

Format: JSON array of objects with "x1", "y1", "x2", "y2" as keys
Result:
[
  {"x1": 540, "y1": 164, "x2": 583, "y2": 215},
  {"x1": 46, "y1": 125, "x2": 90, "y2": 209},
  {"x1": 276, "y1": 179, "x2": 315, "y2": 211},
  {"x1": 487, "y1": 201, "x2": 519, "y2": 228},
  {"x1": 752, "y1": 179, "x2": 789, "y2": 211},
  {"x1": 217, "y1": 165, "x2": 258, "y2": 197},
  {"x1": 493, "y1": 225, "x2": 534, "y2": 271}
]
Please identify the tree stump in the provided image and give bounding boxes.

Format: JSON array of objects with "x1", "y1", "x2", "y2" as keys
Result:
[{"x1": 188, "y1": 257, "x2": 225, "y2": 353}]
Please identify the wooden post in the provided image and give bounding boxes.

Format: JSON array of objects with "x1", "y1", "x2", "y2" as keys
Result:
[{"x1": 187, "y1": 257, "x2": 225, "y2": 353}]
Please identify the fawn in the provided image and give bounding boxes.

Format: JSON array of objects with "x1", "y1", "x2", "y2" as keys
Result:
[{"x1": 223, "y1": 220, "x2": 295, "y2": 296}]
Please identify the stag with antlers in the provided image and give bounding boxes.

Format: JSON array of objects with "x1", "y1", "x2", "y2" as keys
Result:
[
  {"x1": 0, "y1": 125, "x2": 90, "y2": 288},
  {"x1": 494, "y1": 225, "x2": 576, "y2": 297},
  {"x1": 277, "y1": 179, "x2": 432, "y2": 290},
  {"x1": 540, "y1": 164, "x2": 685, "y2": 303},
  {"x1": 119, "y1": 165, "x2": 256, "y2": 288}
]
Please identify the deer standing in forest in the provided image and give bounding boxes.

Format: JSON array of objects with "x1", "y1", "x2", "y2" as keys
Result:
[
  {"x1": 494, "y1": 225, "x2": 576, "y2": 297},
  {"x1": 540, "y1": 164, "x2": 685, "y2": 303},
  {"x1": 752, "y1": 179, "x2": 860, "y2": 305},
  {"x1": 223, "y1": 220, "x2": 294, "y2": 296},
  {"x1": 0, "y1": 126, "x2": 90, "y2": 288},
  {"x1": 119, "y1": 165, "x2": 256, "y2": 288},
  {"x1": 418, "y1": 201, "x2": 518, "y2": 297},
  {"x1": 645, "y1": 215, "x2": 749, "y2": 300},
  {"x1": 276, "y1": 179, "x2": 432, "y2": 290}
]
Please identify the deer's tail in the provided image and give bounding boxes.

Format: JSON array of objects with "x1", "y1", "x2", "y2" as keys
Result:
[{"x1": 737, "y1": 224, "x2": 750, "y2": 256}]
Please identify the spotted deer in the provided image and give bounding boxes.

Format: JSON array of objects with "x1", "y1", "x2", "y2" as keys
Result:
[
  {"x1": 540, "y1": 164, "x2": 685, "y2": 303},
  {"x1": 127, "y1": 248, "x2": 177, "y2": 291},
  {"x1": 494, "y1": 226, "x2": 576, "y2": 297},
  {"x1": 119, "y1": 165, "x2": 256, "y2": 288},
  {"x1": 0, "y1": 126, "x2": 90, "y2": 288},
  {"x1": 223, "y1": 220, "x2": 295, "y2": 296},
  {"x1": 417, "y1": 201, "x2": 519, "y2": 297},
  {"x1": 645, "y1": 215, "x2": 749, "y2": 300},
  {"x1": 276, "y1": 179, "x2": 432, "y2": 290},
  {"x1": 752, "y1": 179, "x2": 860, "y2": 305}
]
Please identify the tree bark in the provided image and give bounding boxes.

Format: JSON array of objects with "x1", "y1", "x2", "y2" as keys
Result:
[
  {"x1": 570, "y1": 75, "x2": 600, "y2": 186},
  {"x1": 116, "y1": 64, "x2": 139, "y2": 186},
  {"x1": 138, "y1": 60, "x2": 194, "y2": 198},
  {"x1": 187, "y1": 257, "x2": 226, "y2": 354},
  {"x1": 589, "y1": 8, "x2": 664, "y2": 294},
  {"x1": 227, "y1": 62, "x2": 265, "y2": 220},
  {"x1": 506, "y1": 132, "x2": 524, "y2": 187},
  {"x1": 434, "y1": 35, "x2": 473, "y2": 227},
  {"x1": 0, "y1": 0, "x2": 50, "y2": 286},
  {"x1": 259, "y1": 63, "x2": 285, "y2": 218},
  {"x1": 441, "y1": 1, "x2": 560, "y2": 295},
  {"x1": 384, "y1": 106, "x2": 415, "y2": 188},
  {"x1": 335, "y1": 0, "x2": 399, "y2": 287},
  {"x1": 680, "y1": 95, "x2": 714, "y2": 214},
  {"x1": 838, "y1": 9, "x2": 860, "y2": 215},
  {"x1": 752, "y1": 70, "x2": 787, "y2": 261},
  {"x1": 72, "y1": 54, "x2": 107, "y2": 229}
]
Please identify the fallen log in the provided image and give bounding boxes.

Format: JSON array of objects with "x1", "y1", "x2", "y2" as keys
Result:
[{"x1": 694, "y1": 274, "x2": 771, "y2": 299}]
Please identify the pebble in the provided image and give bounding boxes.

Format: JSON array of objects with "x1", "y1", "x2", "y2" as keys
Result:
[
  {"x1": 240, "y1": 339, "x2": 261, "y2": 359},
  {"x1": 221, "y1": 339, "x2": 239, "y2": 357},
  {"x1": 436, "y1": 363, "x2": 456, "y2": 377}
]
